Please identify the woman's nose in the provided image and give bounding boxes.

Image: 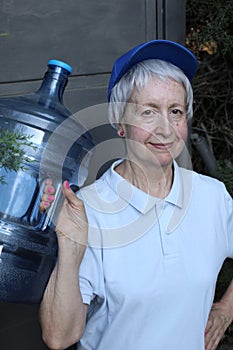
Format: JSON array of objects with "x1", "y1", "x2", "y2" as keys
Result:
[{"x1": 154, "y1": 114, "x2": 173, "y2": 136}]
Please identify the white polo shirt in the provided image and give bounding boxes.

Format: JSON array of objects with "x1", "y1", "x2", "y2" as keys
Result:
[{"x1": 77, "y1": 160, "x2": 233, "y2": 350}]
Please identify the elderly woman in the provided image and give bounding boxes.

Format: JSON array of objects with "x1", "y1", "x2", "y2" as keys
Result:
[{"x1": 39, "y1": 40, "x2": 233, "y2": 350}]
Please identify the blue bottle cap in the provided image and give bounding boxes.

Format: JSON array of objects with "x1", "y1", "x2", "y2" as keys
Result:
[{"x1": 48, "y1": 59, "x2": 72, "y2": 74}]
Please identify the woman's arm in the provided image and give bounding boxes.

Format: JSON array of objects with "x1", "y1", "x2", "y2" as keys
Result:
[{"x1": 39, "y1": 181, "x2": 88, "y2": 350}]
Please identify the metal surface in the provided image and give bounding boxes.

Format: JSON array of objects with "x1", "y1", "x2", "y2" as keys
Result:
[{"x1": 0, "y1": 0, "x2": 186, "y2": 111}]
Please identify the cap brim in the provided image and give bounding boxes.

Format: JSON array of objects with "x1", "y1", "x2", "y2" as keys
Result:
[{"x1": 108, "y1": 40, "x2": 198, "y2": 101}]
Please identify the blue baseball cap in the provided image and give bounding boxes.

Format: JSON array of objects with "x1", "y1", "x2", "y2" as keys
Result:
[{"x1": 108, "y1": 40, "x2": 198, "y2": 101}]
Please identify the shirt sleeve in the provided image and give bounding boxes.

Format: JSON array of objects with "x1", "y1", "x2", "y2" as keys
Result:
[
  {"x1": 79, "y1": 245, "x2": 105, "y2": 305},
  {"x1": 76, "y1": 189, "x2": 106, "y2": 305},
  {"x1": 78, "y1": 246, "x2": 108, "y2": 350}
]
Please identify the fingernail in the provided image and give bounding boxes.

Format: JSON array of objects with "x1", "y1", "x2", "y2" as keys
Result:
[
  {"x1": 44, "y1": 201, "x2": 49, "y2": 207},
  {"x1": 48, "y1": 187, "x2": 54, "y2": 193},
  {"x1": 48, "y1": 195, "x2": 54, "y2": 201},
  {"x1": 65, "y1": 180, "x2": 70, "y2": 189}
]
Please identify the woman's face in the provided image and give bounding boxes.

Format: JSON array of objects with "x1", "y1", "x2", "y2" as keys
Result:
[{"x1": 118, "y1": 77, "x2": 188, "y2": 169}]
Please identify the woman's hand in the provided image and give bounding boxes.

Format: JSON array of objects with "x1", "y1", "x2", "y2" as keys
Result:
[
  {"x1": 205, "y1": 301, "x2": 233, "y2": 350},
  {"x1": 39, "y1": 179, "x2": 88, "y2": 252},
  {"x1": 55, "y1": 181, "x2": 88, "y2": 250}
]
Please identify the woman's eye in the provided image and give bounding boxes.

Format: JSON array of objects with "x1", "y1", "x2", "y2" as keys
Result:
[
  {"x1": 142, "y1": 109, "x2": 155, "y2": 117},
  {"x1": 170, "y1": 109, "x2": 184, "y2": 120},
  {"x1": 172, "y1": 109, "x2": 182, "y2": 114},
  {"x1": 143, "y1": 110, "x2": 151, "y2": 115}
]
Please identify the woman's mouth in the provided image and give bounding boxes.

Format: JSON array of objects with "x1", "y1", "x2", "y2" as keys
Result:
[{"x1": 149, "y1": 142, "x2": 174, "y2": 150}]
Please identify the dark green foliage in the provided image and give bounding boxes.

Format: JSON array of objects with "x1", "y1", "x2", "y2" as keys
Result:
[
  {"x1": 186, "y1": 0, "x2": 233, "y2": 196},
  {"x1": 186, "y1": 0, "x2": 233, "y2": 56}
]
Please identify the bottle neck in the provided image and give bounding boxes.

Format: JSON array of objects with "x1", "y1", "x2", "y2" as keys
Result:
[{"x1": 37, "y1": 66, "x2": 69, "y2": 103}]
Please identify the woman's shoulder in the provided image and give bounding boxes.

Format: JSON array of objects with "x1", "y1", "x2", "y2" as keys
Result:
[{"x1": 179, "y1": 165, "x2": 232, "y2": 201}]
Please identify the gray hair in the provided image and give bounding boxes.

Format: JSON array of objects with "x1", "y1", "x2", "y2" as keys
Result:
[{"x1": 108, "y1": 59, "x2": 193, "y2": 129}]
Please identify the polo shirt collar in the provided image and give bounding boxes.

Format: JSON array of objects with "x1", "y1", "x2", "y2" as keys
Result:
[{"x1": 105, "y1": 159, "x2": 185, "y2": 214}]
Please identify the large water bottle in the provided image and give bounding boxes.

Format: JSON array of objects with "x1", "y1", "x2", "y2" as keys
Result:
[{"x1": 0, "y1": 60, "x2": 94, "y2": 303}]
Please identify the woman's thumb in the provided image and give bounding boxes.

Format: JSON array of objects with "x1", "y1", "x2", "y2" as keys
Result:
[{"x1": 62, "y1": 181, "x2": 79, "y2": 206}]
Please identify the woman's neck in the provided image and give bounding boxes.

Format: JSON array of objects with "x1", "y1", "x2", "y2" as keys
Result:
[{"x1": 115, "y1": 159, "x2": 174, "y2": 198}]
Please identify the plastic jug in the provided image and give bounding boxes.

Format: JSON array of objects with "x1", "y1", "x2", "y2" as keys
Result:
[{"x1": 0, "y1": 60, "x2": 94, "y2": 303}]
